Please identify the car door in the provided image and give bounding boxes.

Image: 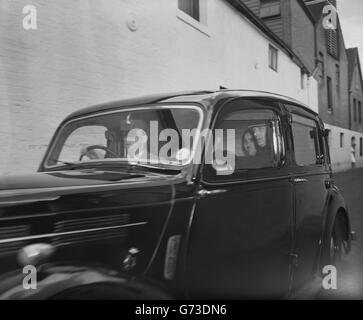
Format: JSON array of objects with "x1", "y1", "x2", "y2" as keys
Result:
[
  {"x1": 285, "y1": 105, "x2": 330, "y2": 288},
  {"x1": 186, "y1": 98, "x2": 294, "y2": 298}
]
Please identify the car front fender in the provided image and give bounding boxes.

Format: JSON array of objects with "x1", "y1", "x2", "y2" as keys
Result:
[
  {"x1": 0, "y1": 263, "x2": 173, "y2": 300},
  {"x1": 320, "y1": 185, "x2": 352, "y2": 266}
]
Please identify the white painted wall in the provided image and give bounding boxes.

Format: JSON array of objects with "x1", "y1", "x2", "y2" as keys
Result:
[
  {"x1": 0, "y1": 0, "x2": 318, "y2": 175},
  {"x1": 325, "y1": 123, "x2": 363, "y2": 172}
]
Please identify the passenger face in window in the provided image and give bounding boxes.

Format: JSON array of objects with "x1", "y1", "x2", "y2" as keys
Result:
[
  {"x1": 252, "y1": 126, "x2": 267, "y2": 148},
  {"x1": 243, "y1": 130, "x2": 257, "y2": 157}
]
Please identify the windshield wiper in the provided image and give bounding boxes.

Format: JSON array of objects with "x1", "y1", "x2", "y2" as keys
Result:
[
  {"x1": 49, "y1": 158, "x2": 182, "y2": 173},
  {"x1": 52, "y1": 160, "x2": 78, "y2": 166}
]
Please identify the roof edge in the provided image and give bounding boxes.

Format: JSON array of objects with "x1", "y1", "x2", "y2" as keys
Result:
[
  {"x1": 297, "y1": 0, "x2": 316, "y2": 25},
  {"x1": 347, "y1": 47, "x2": 363, "y2": 91},
  {"x1": 225, "y1": 0, "x2": 310, "y2": 74}
]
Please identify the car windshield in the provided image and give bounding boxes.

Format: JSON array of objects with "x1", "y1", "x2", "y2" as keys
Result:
[{"x1": 45, "y1": 106, "x2": 203, "y2": 169}]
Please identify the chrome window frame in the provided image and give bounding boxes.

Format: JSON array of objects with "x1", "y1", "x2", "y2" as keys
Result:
[{"x1": 43, "y1": 104, "x2": 204, "y2": 170}]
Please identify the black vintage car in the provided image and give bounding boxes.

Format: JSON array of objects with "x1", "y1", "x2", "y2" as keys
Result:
[{"x1": 0, "y1": 90, "x2": 354, "y2": 299}]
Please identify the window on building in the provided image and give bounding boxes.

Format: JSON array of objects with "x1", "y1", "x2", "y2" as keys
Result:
[
  {"x1": 291, "y1": 114, "x2": 321, "y2": 166},
  {"x1": 178, "y1": 0, "x2": 200, "y2": 21},
  {"x1": 353, "y1": 99, "x2": 357, "y2": 122},
  {"x1": 327, "y1": 76, "x2": 333, "y2": 112},
  {"x1": 356, "y1": 69, "x2": 360, "y2": 90},
  {"x1": 340, "y1": 132, "x2": 344, "y2": 148},
  {"x1": 360, "y1": 137, "x2": 363, "y2": 157},
  {"x1": 260, "y1": 0, "x2": 281, "y2": 19},
  {"x1": 325, "y1": 129, "x2": 331, "y2": 148},
  {"x1": 318, "y1": 52, "x2": 325, "y2": 80},
  {"x1": 335, "y1": 64, "x2": 340, "y2": 91},
  {"x1": 326, "y1": 29, "x2": 339, "y2": 59},
  {"x1": 352, "y1": 136, "x2": 356, "y2": 158},
  {"x1": 301, "y1": 70, "x2": 306, "y2": 90},
  {"x1": 359, "y1": 101, "x2": 362, "y2": 124},
  {"x1": 268, "y1": 45, "x2": 278, "y2": 71}
]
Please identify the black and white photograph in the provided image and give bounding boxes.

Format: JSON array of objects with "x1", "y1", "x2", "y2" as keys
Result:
[{"x1": 0, "y1": 0, "x2": 363, "y2": 305}]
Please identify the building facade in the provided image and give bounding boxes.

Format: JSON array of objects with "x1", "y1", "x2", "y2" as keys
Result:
[
  {"x1": 346, "y1": 47, "x2": 363, "y2": 167},
  {"x1": 0, "y1": 0, "x2": 318, "y2": 175},
  {"x1": 347, "y1": 48, "x2": 363, "y2": 133},
  {"x1": 241, "y1": 0, "x2": 363, "y2": 171},
  {"x1": 242, "y1": 0, "x2": 316, "y2": 74},
  {"x1": 306, "y1": 0, "x2": 363, "y2": 170},
  {"x1": 308, "y1": 1, "x2": 349, "y2": 129}
]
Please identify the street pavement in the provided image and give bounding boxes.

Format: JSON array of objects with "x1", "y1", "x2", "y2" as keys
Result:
[{"x1": 317, "y1": 168, "x2": 363, "y2": 300}]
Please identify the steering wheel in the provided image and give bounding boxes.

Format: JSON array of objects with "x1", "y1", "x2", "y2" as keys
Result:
[{"x1": 79, "y1": 145, "x2": 119, "y2": 161}]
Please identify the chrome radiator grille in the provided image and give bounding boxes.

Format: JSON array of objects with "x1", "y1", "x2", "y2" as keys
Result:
[
  {"x1": 0, "y1": 225, "x2": 30, "y2": 255},
  {"x1": 52, "y1": 214, "x2": 130, "y2": 246}
]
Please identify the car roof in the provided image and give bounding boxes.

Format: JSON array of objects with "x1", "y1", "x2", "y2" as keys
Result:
[{"x1": 63, "y1": 90, "x2": 318, "y2": 122}]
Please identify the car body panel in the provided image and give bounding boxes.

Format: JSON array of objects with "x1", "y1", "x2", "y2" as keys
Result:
[
  {"x1": 0, "y1": 264, "x2": 172, "y2": 300},
  {"x1": 0, "y1": 169, "x2": 182, "y2": 278}
]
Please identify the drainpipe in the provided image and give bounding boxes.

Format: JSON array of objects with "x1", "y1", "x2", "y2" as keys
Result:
[
  {"x1": 313, "y1": 13, "x2": 318, "y2": 112},
  {"x1": 348, "y1": 87, "x2": 352, "y2": 130}
]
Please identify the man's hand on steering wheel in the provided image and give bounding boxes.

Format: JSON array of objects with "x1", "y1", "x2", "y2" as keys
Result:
[{"x1": 79, "y1": 145, "x2": 119, "y2": 161}]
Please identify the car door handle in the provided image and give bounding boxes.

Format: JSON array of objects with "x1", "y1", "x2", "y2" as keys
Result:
[
  {"x1": 197, "y1": 189, "x2": 227, "y2": 197},
  {"x1": 290, "y1": 178, "x2": 308, "y2": 184}
]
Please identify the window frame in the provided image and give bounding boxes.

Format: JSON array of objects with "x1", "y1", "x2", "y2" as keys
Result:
[
  {"x1": 176, "y1": 0, "x2": 209, "y2": 36},
  {"x1": 318, "y1": 52, "x2": 325, "y2": 80},
  {"x1": 324, "y1": 128, "x2": 332, "y2": 165},
  {"x1": 353, "y1": 98, "x2": 357, "y2": 122},
  {"x1": 201, "y1": 98, "x2": 288, "y2": 184},
  {"x1": 340, "y1": 132, "x2": 344, "y2": 148},
  {"x1": 268, "y1": 44, "x2": 278, "y2": 72},
  {"x1": 178, "y1": 0, "x2": 200, "y2": 21},
  {"x1": 327, "y1": 76, "x2": 333, "y2": 112},
  {"x1": 335, "y1": 64, "x2": 340, "y2": 91},
  {"x1": 326, "y1": 29, "x2": 339, "y2": 60},
  {"x1": 289, "y1": 112, "x2": 325, "y2": 169},
  {"x1": 42, "y1": 104, "x2": 205, "y2": 171}
]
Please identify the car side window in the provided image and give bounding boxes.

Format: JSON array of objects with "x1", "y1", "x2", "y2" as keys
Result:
[
  {"x1": 217, "y1": 109, "x2": 283, "y2": 170},
  {"x1": 291, "y1": 114, "x2": 322, "y2": 166},
  {"x1": 203, "y1": 100, "x2": 285, "y2": 181}
]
